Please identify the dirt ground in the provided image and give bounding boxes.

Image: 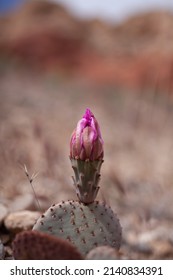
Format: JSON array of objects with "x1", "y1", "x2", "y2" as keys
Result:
[{"x1": 0, "y1": 67, "x2": 173, "y2": 259}]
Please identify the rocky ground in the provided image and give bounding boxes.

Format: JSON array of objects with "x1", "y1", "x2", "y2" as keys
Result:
[{"x1": 0, "y1": 68, "x2": 173, "y2": 259}]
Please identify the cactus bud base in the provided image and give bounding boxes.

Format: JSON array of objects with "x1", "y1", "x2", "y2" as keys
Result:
[{"x1": 71, "y1": 158, "x2": 103, "y2": 204}]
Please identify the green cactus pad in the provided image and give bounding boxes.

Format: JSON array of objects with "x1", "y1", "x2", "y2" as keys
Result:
[
  {"x1": 71, "y1": 158, "x2": 103, "y2": 204},
  {"x1": 33, "y1": 200, "x2": 122, "y2": 256},
  {"x1": 86, "y1": 245, "x2": 119, "y2": 260}
]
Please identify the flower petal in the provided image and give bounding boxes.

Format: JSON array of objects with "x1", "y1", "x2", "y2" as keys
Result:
[
  {"x1": 82, "y1": 127, "x2": 95, "y2": 159},
  {"x1": 70, "y1": 108, "x2": 104, "y2": 160}
]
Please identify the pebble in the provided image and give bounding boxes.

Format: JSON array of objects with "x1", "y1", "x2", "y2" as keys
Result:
[
  {"x1": 137, "y1": 226, "x2": 173, "y2": 244},
  {"x1": 152, "y1": 240, "x2": 173, "y2": 259},
  {"x1": 86, "y1": 246, "x2": 120, "y2": 260},
  {"x1": 4, "y1": 210, "x2": 41, "y2": 233},
  {"x1": 0, "y1": 203, "x2": 8, "y2": 225}
]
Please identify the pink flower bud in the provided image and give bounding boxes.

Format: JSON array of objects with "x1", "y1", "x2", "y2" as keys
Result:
[{"x1": 70, "y1": 108, "x2": 104, "y2": 161}]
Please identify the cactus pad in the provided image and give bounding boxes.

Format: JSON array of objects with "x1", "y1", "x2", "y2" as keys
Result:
[
  {"x1": 13, "y1": 230, "x2": 83, "y2": 260},
  {"x1": 33, "y1": 200, "x2": 122, "y2": 256},
  {"x1": 71, "y1": 158, "x2": 103, "y2": 204}
]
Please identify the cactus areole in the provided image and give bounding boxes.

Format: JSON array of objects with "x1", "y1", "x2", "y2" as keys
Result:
[{"x1": 70, "y1": 109, "x2": 104, "y2": 204}]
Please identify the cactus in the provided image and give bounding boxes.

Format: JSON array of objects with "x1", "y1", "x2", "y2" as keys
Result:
[
  {"x1": 70, "y1": 108, "x2": 104, "y2": 204},
  {"x1": 86, "y1": 245, "x2": 119, "y2": 260},
  {"x1": 13, "y1": 230, "x2": 83, "y2": 260},
  {"x1": 31, "y1": 108, "x2": 122, "y2": 258},
  {"x1": 71, "y1": 158, "x2": 103, "y2": 204},
  {"x1": 33, "y1": 200, "x2": 122, "y2": 256}
]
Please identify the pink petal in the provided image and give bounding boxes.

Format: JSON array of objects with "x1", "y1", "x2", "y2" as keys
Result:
[{"x1": 82, "y1": 127, "x2": 94, "y2": 159}]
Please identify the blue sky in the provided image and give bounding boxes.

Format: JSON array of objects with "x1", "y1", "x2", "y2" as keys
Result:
[
  {"x1": 0, "y1": 0, "x2": 24, "y2": 13},
  {"x1": 0, "y1": 0, "x2": 173, "y2": 22}
]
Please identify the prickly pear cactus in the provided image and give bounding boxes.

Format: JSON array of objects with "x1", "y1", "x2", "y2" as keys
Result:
[
  {"x1": 86, "y1": 245, "x2": 119, "y2": 260},
  {"x1": 71, "y1": 159, "x2": 103, "y2": 204},
  {"x1": 13, "y1": 230, "x2": 83, "y2": 260},
  {"x1": 33, "y1": 200, "x2": 122, "y2": 256}
]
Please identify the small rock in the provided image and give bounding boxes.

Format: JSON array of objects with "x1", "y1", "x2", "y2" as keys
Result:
[
  {"x1": 4, "y1": 211, "x2": 41, "y2": 233},
  {"x1": 152, "y1": 240, "x2": 173, "y2": 259},
  {"x1": 0, "y1": 239, "x2": 5, "y2": 260},
  {"x1": 0, "y1": 203, "x2": 8, "y2": 225},
  {"x1": 138, "y1": 226, "x2": 173, "y2": 244},
  {"x1": 86, "y1": 246, "x2": 120, "y2": 260}
]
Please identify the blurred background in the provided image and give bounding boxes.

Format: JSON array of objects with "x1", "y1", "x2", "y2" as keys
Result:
[{"x1": 0, "y1": 0, "x2": 173, "y2": 259}]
